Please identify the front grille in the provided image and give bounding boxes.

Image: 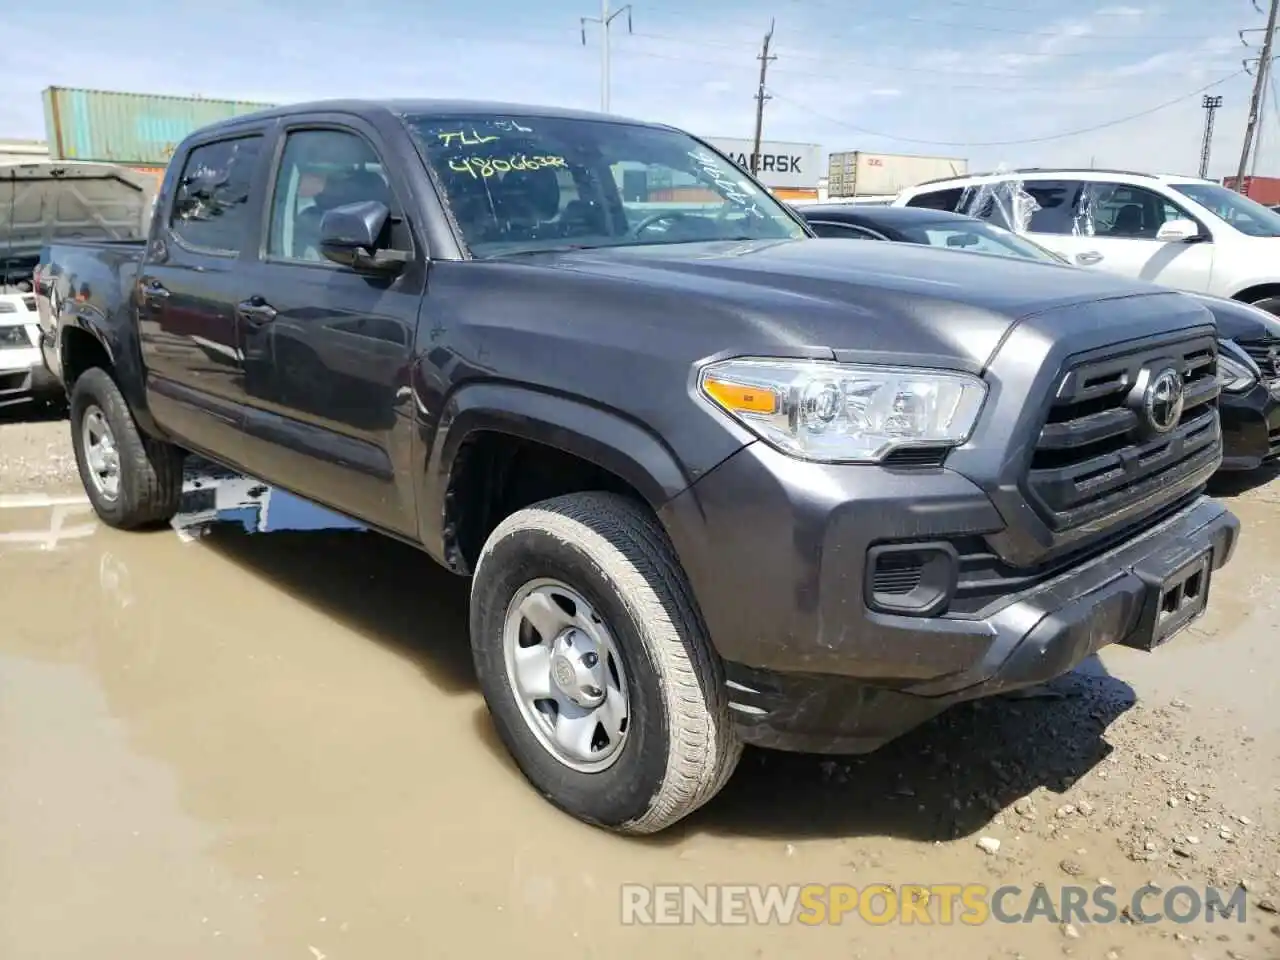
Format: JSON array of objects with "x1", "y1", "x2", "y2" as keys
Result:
[
  {"x1": 1237, "y1": 334, "x2": 1280, "y2": 380},
  {"x1": 22, "y1": 296, "x2": 36, "y2": 312},
  {"x1": 1025, "y1": 336, "x2": 1221, "y2": 533}
]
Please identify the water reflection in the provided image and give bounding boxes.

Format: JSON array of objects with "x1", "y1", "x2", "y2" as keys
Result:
[{"x1": 173, "y1": 457, "x2": 366, "y2": 539}]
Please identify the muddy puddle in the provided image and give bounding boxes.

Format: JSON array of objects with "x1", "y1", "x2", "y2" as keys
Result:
[{"x1": 1, "y1": 461, "x2": 1277, "y2": 959}]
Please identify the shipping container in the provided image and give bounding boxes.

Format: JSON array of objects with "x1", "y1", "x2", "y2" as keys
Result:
[
  {"x1": 1222, "y1": 174, "x2": 1280, "y2": 206},
  {"x1": 703, "y1": 137, "x2": 823, "y2": 190},
  {"x1": 42, "y1": 87, "x2": 276, "y2": 166},
  {"x1": 826, "y1": 151, "x2": 969, "y2": 198}
]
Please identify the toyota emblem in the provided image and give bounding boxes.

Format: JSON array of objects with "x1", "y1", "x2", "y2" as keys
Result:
[{"x1": 1144, "y1": 367, "x2": 1184, "y2": 434}]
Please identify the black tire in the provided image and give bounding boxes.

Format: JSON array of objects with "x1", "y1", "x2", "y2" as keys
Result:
[
  {"x1": 1245, "y1": 295, "x2": 1280, "y2": 317},
  {"x1": 470, "y1": 491, "x2": 742, "y2": 834},
  {"x1": 69, "y1": 366, "x2": 184, "y2": 529}
]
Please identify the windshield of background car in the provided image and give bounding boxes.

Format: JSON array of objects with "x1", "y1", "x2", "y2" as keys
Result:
[
  {"x1": 1170, "y1": 183, "x2": 1280, "y2": 237},
  {"x1": 896, "y1": 219, "x2": 1065, "y2": 263},
  {"x1": 403, "y1": 113, "x2": 808, "y2": 256}
]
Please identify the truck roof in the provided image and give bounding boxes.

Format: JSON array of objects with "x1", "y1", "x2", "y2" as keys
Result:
[{"x1": 196, "y1": 98, "x2": 666, "y2": 138}]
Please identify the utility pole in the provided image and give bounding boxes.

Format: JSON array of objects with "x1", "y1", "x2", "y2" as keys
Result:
[
  {"x1": 1201, "y1": 95, "x2": 1224, "y2": 178},
  {"x1": 580, "y1": 0, "x2": 632, "y2": 113},
  {"x1": 1236, "y1": 0, "x2": 1280, "y2": 189},
  {"x1": 751, "y1": 19, "x2": 776, "y2": 176}
]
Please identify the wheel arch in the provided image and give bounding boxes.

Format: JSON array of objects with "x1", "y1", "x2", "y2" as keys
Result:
[{"x1": 421, "y1": 381, "x2": 697, "y2": 575}]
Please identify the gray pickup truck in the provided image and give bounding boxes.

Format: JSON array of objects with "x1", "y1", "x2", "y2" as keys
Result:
[{"x1": 35, "y1": 99, "x2": 1240, "y2": 834}]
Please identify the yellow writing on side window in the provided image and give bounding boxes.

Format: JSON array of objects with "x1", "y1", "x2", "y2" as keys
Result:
[
  {"x1": 436, "y1": 130, "x2": 500, "y2": 147},
  {"x1": 448, "y1": 155, "x2": 569, "y2": 179}
]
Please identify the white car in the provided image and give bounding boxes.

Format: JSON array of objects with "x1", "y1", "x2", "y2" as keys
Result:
[
  {"x1": 893, "y1": 169, "x2": 1280, "y2": 315},
  {"x1": 0, "y1": 289, "x2": 59, "y2": 409}
]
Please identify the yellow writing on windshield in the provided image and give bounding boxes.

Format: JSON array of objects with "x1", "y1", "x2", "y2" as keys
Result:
[
  {"x1": 437, "y1": 129, "x2": 500, "y2": 147},
  {"x1": 448, "y1": 155, "x2": 568, "y2": 179}
]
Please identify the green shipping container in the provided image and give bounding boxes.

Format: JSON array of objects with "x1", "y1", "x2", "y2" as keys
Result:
[{"x1": 42, "y1": 86, "x2": 277, "y2": 166}]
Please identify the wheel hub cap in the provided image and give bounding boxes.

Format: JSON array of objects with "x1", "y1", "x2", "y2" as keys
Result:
[
  {"x1": 549, "y1": 629, "x2": 607, "y2": 709},
  {"x1": 502, "y1": 579, "x2": 630, "y2": 773}
]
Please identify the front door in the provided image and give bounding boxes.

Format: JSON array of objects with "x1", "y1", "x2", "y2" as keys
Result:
[
  {"x1": 234, "y1": 123, "x2": 424, "y2": 537},
  {"x1": 1054, "y1": 181, "x2": 1215, "y2": 293},
  {"x1": 139, "y1": 132, "x2": 268, "y2": 461}
]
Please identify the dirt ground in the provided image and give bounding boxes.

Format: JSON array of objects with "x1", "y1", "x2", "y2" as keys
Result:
[{"x1": 1, "y1": 407, "x2": 1278, "y2": 960}]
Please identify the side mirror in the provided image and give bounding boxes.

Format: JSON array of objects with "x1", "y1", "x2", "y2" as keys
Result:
[
  {"x1": 319, "y1": 201, "x2": 410, "y2": 274},
  {"x1": 1156, "y1": 219, "x2": 1202, "y2": 243}
]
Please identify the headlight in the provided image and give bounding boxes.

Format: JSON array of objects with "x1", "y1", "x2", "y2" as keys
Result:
[
  {"x1": 697, "y1": 357, "x2": 988, "y2": 463},
  {"x1": 1216, "y1": 345, "x2": 1258, "y2": 393},
  {"x1": 0, "y1": 325, "x2": 30, "y2": 348}
]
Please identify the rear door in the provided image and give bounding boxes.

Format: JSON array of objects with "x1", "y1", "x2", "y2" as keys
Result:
[
  {"x1": 139, "y1": 129, "x2": 271, "y2": 460},
  {"x1": 233, "y1": 117, "x2": 425, "y2": 537}
]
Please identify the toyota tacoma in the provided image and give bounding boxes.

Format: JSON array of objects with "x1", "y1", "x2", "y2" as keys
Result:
[{"x1": 35, "y1": 99, "x2": 1240, "y2": 834}]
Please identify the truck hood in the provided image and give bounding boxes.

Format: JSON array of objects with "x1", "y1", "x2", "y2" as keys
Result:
[
  {"x1": 527, "y1": 237, "x2": 1203, "y2": 369},
  {"x1": 0, "y1": 161, "x2": 155, "y2": 268}
]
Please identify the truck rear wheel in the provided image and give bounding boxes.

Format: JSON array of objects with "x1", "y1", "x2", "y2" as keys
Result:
[
  {"x1": 69, "y1": 367, "x2": 184, "y2": 529},
  {"x1": 470, "y1": 491, "x2": 741, "y2": 834}
]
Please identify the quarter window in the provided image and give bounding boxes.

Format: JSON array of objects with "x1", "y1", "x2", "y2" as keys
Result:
[
  {"x1": 170, "y1": 136, "x2": 264, "y2": 254},
  {"x1": 905, "y1": 188, "x2": 963, "y2": 211},
  {"x1": 266, "y1": 128, "x2": 396, "y2": 262}
]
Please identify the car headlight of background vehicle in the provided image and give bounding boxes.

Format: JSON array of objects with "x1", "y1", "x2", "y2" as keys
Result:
[
  {"x1": 697, "y1": 357, "x2": 988, "y2": 463},
  {"x1": 1216, "y1": 341, "x2": 1259, "y2": 394}
]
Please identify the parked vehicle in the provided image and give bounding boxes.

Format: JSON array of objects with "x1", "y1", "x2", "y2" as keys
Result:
[
  {"x1": 893, "y1": 169, "x2": 1280, "y2": 316},
  {"x1": 0, "y1": 286, "x2": 59, "y2": 408},
  {"x1": 36, "y1": 100, "x2": 1239, "y2": 834},
  {"x1": 2, "y1": 159, "x2": 155, "y2": 409},
  {"x1": 799, "y1": 204, "x2": 1280, "y2": 471}
]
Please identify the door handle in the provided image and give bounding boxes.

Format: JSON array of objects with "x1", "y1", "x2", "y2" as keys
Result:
[
  {"x1": 236, "y1": 297, "x2": 278, "y2": 326},
  {"x1": 140, "y1": 277, "x2": 170, "y2": 300},
  {"x1": 1076, "y1": 251, "x2": 1104, "y2": 265}
]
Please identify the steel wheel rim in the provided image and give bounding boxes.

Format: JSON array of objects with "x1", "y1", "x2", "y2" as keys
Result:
[
  {"x1": 502, "y1": 577, "x2": 631, "y2": 773},
  {"x1": 81, "y1": 405, "x2": 121, "y2": 502}
]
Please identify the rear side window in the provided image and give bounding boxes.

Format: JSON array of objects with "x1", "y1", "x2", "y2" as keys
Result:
[
  {"x1": 1021, "y1": 180, "x2": 1081, "y2": 235},
  {"x1": 905, "y1": 188, "x2": 963, "y2": 211},
  {"x1": 170, "y1": 136, "x2": 263, "y2": 254}
]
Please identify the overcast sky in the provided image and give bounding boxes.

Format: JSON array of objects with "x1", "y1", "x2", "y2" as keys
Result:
[{"x1": 2, "y1": 0, "x2": 1267, "y2": 179}]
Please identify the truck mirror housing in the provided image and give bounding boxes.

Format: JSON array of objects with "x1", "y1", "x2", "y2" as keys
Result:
[{"x1": 319, "y1": 201, "x2": 408, "y2": 274}]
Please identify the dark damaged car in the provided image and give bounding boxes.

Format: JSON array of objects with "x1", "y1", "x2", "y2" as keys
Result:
[{"x1": 35, "y1": 100, "x2": 1239, "y2": 834}]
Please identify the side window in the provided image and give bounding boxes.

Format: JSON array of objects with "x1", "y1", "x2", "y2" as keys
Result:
[
  {"x1": 808, "y1": 221, "x2": 881, "y2": 240},
  {"x1": 1078, "y1": 182, "x2": 1191, "y2": 239},
  {"x1": 170, "y1": 136, "x2": 264, "y2": 254},
  {"x1": 267, "y1": 129, "x2": 395, "y2": 263},
  {"x1": 905, "y1": 188, "x2": 963, "y2": 211},
  {"x1": 1020, "y1": 180, "x2": 1081, "y2": 235}
]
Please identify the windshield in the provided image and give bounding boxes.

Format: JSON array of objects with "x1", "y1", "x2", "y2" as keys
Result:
[
  {"x1": 1169, "y1": 182, "x2": 1280, "y2": 238},
  {"x1": 896, "y1": 219, "x2": 1066, "y2": 264},
  {"x1": 403, "y1": 113, "x2": 808, "y2": 257}
]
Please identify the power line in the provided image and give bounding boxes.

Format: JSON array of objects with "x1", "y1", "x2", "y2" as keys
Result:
[
  {"x1": 611, "y1": 43, "x2": 1240, "y2": 92},
  {"x1": 633, "y1": 0, "x2": 1251, "y2": 42},
  {"x1": 766, "y1": 70, "x2": 1246, "y2": 147}
]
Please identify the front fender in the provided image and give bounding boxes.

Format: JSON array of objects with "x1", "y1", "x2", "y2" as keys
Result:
[{"x1": 419, "y1": 380, "x2": 702, "y2": 566}]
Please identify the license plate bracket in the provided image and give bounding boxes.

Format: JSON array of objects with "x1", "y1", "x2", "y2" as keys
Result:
[{"x1": 1127, "y1": 549, "x2": 1213, "y2": 651}]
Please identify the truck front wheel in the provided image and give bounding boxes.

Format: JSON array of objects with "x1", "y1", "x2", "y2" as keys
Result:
[
  {"x1": 470, "y1": 491, "x2": 742, "y2": 834},
  {"x1": 69, "y1": 367, "x2": 184, "y2": 529}
]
